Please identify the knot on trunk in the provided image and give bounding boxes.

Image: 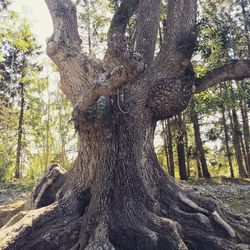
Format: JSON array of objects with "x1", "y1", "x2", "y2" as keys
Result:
[{"x1": 148, "y1": 77, "x2": 193, "y2": 120}]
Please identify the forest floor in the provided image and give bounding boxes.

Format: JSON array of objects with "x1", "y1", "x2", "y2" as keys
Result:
[
  {"x1": 0, "y1": 182, "x2": 31, "y2": 206},
  {"x1": 184, "y1": 177, "x2": 250, "y2": 214},
  {"x1": 0, "y1": 177, "x2": 249, "y2": 214}
]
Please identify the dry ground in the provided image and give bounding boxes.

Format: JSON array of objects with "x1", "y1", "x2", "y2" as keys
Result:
[{"x1": 0, "y1": 177, "x2": 249, "y2": 214}]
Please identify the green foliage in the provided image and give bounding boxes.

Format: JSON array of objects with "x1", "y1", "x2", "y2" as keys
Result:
[
  {"x1": 0, "y1": 4, "x2": 76, "y2": 183},
  {"x1": 78, "y1": 0, "x2": 112, "y2": 55}
]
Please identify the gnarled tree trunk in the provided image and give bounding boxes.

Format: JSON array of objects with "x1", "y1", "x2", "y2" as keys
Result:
[{"x1": 1, "y1": 0, "x2": 250, "y2": 249}]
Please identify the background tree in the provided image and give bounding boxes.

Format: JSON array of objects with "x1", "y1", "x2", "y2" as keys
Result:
[{"x1": 0, "y1": 3, "x2": 76, "y2": 182}]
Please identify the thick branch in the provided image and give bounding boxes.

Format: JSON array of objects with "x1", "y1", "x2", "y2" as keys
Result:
[
  {"x1": 45, "y1": 0, "x2": 81, "y2": 55},
  {"x1": 156, "y1": 0, "x2": 197, "y2": 70},
  {"x1": 195, "y1": 60, "x2": 250, "y2": 93},
  {"x1": 104, "y1": 0, "x2": 139, "y2": 70},
  {"x1": 107, "y1": 0, "x2": 139, "y2": 41},
  {"x1": 75, "y1": 36, "x2": 145, "y2": 113},
  {"x1": 134, "y1": 0, "x2": 161, "y2": 65},
  {"x1": 45, "y1": 0, "x2": 102, "y2": 104},
  {"x1": 107, "y1": 33, "x2": 145, "y2": 74}
]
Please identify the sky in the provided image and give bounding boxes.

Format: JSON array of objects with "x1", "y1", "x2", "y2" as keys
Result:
[{"x1": 11, "y1": 0, "x2": 53, "y2": 49}]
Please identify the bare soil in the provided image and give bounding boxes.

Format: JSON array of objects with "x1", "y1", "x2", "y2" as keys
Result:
[
  {"x1": 184, "y1": 177, "x2": 250, "y2": 214},
  {"x1": 0, "y1": 177, "x2": 249, "y2": 214}
]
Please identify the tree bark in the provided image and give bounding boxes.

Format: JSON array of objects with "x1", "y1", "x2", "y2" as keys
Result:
[{"x1": 1, "y1": 0, "x2": 250, "y2": 249}]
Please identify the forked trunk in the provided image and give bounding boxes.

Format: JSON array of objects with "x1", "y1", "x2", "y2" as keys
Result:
[{"x1": 1, "y1": 0, "x2": 250, "y2": 248}]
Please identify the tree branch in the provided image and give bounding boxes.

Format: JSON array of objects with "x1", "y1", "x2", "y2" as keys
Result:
[
  {"x1": 45, "y1": 0, "x2": 81, "y2": 57},
  {"x1": 156, "y1": 0, "x2": 197, "y2": 70},
  {"x1": 195, "y1": 60, "x2": 250, "y2": 93},
  {"x1": 45, "y1": 0, "x2": 103, "y2": 104},
  {"x1": 75, "y1": 35, "x2": 145, "y2": 114},
  {"x1": 134, "y1": 0, "x2": 161, "y2": 65},
  {"x1": 104, "y1": 0, "x2": 139, "y2": 69},
  {"x1": 107, "y1": 0, "x2": 139, "y2": 41},
  {"x1": 107, "y1": 33, "x2": 145, "y2": 75}
]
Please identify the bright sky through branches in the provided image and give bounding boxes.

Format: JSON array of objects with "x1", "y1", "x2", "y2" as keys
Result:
[{"x1": 12, "y1": 0, "x2": 53, "y2": 49}]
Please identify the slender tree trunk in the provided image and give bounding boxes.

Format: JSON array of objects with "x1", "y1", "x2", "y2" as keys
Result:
[
  {"x1": 167, "y1": 118, "x2": 175, "y2": 178},
  {"x1": 190, "y1": 100, "x2": 211, "y2": 178},
  {"x1": 229, "y1": 107, "x2": 248, "y2": 178},
  {"x1": 15, "y1": 81, "x2": 25, "y2": 179},
  {"x1": 161, "y1": 121, "x2": 170, "y2": 174},
  {"x1": 243, "y1": 100, "x2": 250, "y2": 175},
  {"x1": 221, "y1": 104, "x2": 234, "y2": 178},
  {"x1": 196, "y1": 158, "x2": 203, "y2": 178},
  {"x1": 176, "y1": 114, "x2": 188, "y2": 180},
  {"x1": 183, "y1": 114, "x2": 190, "y2": 177},
  {"x1": 45, "y1": 91, "x2": 51, "y2": 168},
  {"x1": 58, "y1": 101, "x2": 67, "y2": 168},
  {"x1": 238, "y1": 84, "x2": 250, "y2": 175},
  {"x1": 240, "y1": 129, "x2": 248, "y2": 173}
]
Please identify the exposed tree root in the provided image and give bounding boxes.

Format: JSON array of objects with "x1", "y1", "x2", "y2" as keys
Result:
[
  {"x1": 0, "y1": 201, "x2": 26, "y2": 228},
  {"x1": 0, "y1": 169, "x2": 249, "y2": 250}
]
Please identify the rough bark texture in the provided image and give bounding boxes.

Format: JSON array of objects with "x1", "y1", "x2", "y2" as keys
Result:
[{"x1": 1, "y1": 0, "x2": 250, "y2": 249}]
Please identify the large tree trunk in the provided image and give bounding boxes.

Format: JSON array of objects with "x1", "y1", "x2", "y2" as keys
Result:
[
  {"x1": 1, "y1": 0, "x2": 250, "y2": 249},
  {"x1": 1, "y1": 104, "x2": 250, "y2": 250}
]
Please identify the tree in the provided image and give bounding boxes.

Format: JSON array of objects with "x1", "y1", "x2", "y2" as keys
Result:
[
  {"x1": 1, "y1": 0, "x2": 250, "y2": 249},
  {"x1": 175, "y1": 114, "x2": 188, "y2": 180},
  {"x1": 0, "y1": 4, "x2": 43, "y2": 180},
  {"x1": 190, "y1": 98, "x2": 211, "y2": 178}
]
